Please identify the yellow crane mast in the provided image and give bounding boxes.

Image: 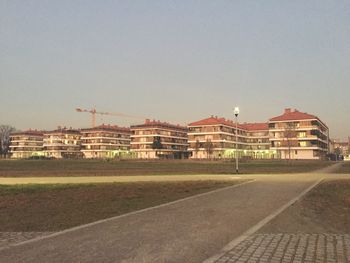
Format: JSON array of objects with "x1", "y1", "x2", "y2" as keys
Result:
[{"x1": 75, "y1": 107, "x2": 145, "y2": 128}]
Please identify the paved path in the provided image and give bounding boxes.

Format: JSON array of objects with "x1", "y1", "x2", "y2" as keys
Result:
[
  {"x1": 213, "y1": 234, "x2": 350, "y2": 263},
  {"x1": 0, "y1": 163, "x2": 347, "y2": 263}
]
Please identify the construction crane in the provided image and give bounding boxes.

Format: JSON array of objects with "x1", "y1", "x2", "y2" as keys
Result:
[{"x1": 76, "y1": 107, "x2": 146, "y2": 128}]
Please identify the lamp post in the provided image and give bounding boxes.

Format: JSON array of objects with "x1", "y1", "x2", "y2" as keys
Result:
[{"x1": 234, "y1": 107, "x2": 240, "y2": 173}]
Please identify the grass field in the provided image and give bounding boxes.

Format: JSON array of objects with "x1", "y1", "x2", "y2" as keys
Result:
[
  {"x1": 0, "y1": 159, "x2": 333, "y2": 177},
  {"x1": 260, "y1": 179, "x2": 350, "y2": 233},
  {"x1": 0, "y1": 180, "x2": 247, "y2": 231},
  {"x1": 333, "y1": 161, "x2": 350, "y2": 174}
]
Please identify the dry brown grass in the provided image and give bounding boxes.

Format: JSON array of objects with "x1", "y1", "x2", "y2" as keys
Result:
[
  {"x1": 0, "y1": 159, "x2": 333, "y2": 177},
  {"x1": 260, "y1": 179, "x2": 350, "y2": 234},
  {"x1": 0, "y1": 180, "x2": 246, "y2": 232},
  {"x1": 333, "y1": 161, "x2": 350, "y2": 174}
]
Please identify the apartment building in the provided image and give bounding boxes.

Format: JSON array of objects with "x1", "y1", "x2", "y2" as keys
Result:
[
  {"x1": 331, "y1": 138, "x2": 350, "y2": 160},
  {"x1": 188, "y1": 116, "x2": 246, "y2": 159},
  {"x1": 130, "y1": 119, "x2": 188, "y2": 159},
  {"x1": 81, "y1": 124, "x2": 132, "y2": 159},
  {"x1": 9, "y1": 130, "x2": 44, "y2": 159},
  {"x1": 43, "y1": 128, "x2": 82, "y2": 158},
  {"x1": 241, "y1": 123, "x2": 272, "y2": 159},
  {"x1": 188, "y1": 116, "x2": 274, "y2": 159},
  {"x1": 269, "y1": 108, "x2": 329, "y2": 160}
]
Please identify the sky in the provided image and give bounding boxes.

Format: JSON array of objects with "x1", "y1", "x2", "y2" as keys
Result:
[{"x1": 1, "y1": 0, "x2": 349, "y2": 140}]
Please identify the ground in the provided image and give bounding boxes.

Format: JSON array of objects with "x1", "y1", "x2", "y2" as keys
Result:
[
  {"x1": 212, "y1": 177, "x2": 350, "y2": 263},
  {"x1": 0, "y1": 172, "x2": 321, "y2": 262},
  {"x1": 0, "y1": 161, "x2": 349, "y2": 262},
  {"x1": 259, "y1": 179, "x2": 350, "y2": 234},
  {"x1": 0, "y1": 180, "x2": 246, "y2": 231},
  {"x1": 334, "y1": 161, "x2": 350, "y2": 174},
  {"x1": 0, "y1": 159, "x2": 333, "y2": 177}
]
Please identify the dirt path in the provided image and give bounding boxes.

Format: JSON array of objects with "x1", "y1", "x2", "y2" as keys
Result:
[
  {"x1": 0, "y1": 163, "x2": 341, "y2": 185},
  {"x1": 0, "y1": 174, "x2": 244, "y2": 185}
]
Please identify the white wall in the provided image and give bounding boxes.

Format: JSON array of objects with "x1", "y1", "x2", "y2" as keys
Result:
[{"x1": 280, "y1": 149, "x2": 318, "y2": 160}]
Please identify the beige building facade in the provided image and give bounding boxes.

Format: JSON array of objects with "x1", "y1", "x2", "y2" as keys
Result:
[
  {"x1": 130, "y1": 120, "x2": 188, "y2": 159},
  {"x1": 269, "y1": 109, "x2": 329, "y2": 160},
  {"x1": 43, "y1": 128, "x2": 82, "y2": 158},
  {"x1": 188, "y1": 109, "x2": 329, "y2": 160},
  {"x1": 9, "y1": 130, "x2": 44, "y2": 159},
  {"x1": 188, "y1": 116, "x2": 274, "y2": 159},
  {"x1": 81, "y1": 125, "x2": 131, "y2": 159},
  {"x1": 331, "y1": 138, "x2": 350, "y2": 160},
  {"x1": 242, "y1": 123, "x2": 271, "y2": 159},
  {"x1": 9, "y1": 108, "x2": 330, "y2": 160}
]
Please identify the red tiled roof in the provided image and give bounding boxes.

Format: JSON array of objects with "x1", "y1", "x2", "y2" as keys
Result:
[
  {"x1": 269, "y1": 108, "x2": 328, "y2": 128},
  {"x1": 240, "y1": 123, "x2": 269, "y2": 131},
  {"x1": 269, "y1": 109, "x2": 316, "y2": 122},
  {"x1": 188, "y1": 116, "x2": 246, "y2": 130}
]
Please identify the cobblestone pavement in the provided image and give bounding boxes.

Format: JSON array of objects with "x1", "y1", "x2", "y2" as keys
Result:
[
  {"x1": 0, "y1": 232, "x2": 54, "y2": 250},
  {"x1": 215, "y1": 234, "x2": 350, "y2": 263}
]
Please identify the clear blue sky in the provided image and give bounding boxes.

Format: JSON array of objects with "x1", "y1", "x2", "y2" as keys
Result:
[{"x1": 1, "y1": 0, "x2": 349, "y2": 140}]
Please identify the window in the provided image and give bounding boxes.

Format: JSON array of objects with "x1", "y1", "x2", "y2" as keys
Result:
[
  {"x1": 298, "y1": 132, "x2": 306, "y2": 138},
  {"x1": 295, "y1": 150, "x2": 298, "y2": 155},
  {"x1": 299, "y1": 141, "x2": 307, "y2": 147}
]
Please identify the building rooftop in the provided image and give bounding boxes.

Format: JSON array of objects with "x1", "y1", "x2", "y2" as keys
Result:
[
  {"x1": 240, "y1": 122, "x2": 269, "y2": 131},
  {"x1": 131, "y1": 119, "x2": 187, "y2": 131},
  {"x1": 188, "y1": 116, "x2": 247, "y2": 130},
  {"x1": 10, "y1": 129, "x2": 44, "y2": 136},
  {"x1": 81, "y1": 124, "x2": 130, "y2": 133},
  {"x1": 44, "y1": 127, "x2": 81, "y2": 135},
  {"x1": 269, "y1": 108, "x2": 328, "y2": 128}
]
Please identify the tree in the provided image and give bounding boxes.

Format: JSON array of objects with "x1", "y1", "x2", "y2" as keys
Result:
[
  {"x1": 194, "y1": 139, "x2": 200, "y2": 158},
  {"x1": 334, "y1": 147, "x2": 341, "y2": 161},
  {"x1": 152, "y1": 136, "x2": 162, "y2": 157},
  {"x1": 152, "y1": 136, "x2": 162, "y2": 149},
  {"x1": 204, "y1": 138, "x2": 214, "y2": 159},
  {"x1": 282, "y1": 122, "x2": 297, "y2": 161},
  {"x1": 0, "y1": 125, "x2": 16, "y2": 158}
]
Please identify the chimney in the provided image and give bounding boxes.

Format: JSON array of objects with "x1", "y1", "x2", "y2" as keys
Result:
[{"x1": 284, "y1": 108, "x2": 291, "y2": 114}]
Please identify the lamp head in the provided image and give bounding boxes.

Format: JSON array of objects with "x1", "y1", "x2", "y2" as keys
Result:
[{"x1": 234, "y1": 107, "x2": 240, "y2": 117}]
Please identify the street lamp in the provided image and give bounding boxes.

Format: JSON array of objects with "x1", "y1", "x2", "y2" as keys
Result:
[{"x1": 234, "y1": 107, "x2": 240, "y2": 174}]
